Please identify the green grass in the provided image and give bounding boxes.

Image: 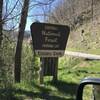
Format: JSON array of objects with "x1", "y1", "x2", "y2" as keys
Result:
[
  {"x1": 0, "y1": 57, "x2": 100, "y2": 100},
  {"x1": 87, "y1": 49, "x2": 100, "y2": 55}
]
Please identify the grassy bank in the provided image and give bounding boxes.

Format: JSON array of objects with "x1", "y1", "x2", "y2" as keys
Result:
[{"x1": 0, "y1": 56, "x2": 100, "y2": 100}]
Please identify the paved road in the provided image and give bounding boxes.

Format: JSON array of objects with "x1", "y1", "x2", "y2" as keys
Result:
[{"x1": 65, "y1": 51, "x2": 100, "y2": 60}]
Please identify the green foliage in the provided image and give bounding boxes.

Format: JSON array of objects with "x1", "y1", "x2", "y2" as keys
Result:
[
  {"x1": 0, "y1": 36, "x2": 40, "y2": 88},
  {"x1": 21, "y1": 42, "x2": 40, "y2": 82},
  {"x1": 0, "y1": 52, "x2": 100, "y2": 100},
  {"x1": 0, "y1": 36, "x2": 15, "y2": 88},
  {"x1": 59, "y1": 56, "x2": 82, "y2": 70}
]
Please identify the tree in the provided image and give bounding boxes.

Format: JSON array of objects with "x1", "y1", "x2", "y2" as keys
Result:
[
  {"x1": 14, "y1": 0, "x2": 30, "y2": 83},
  {"x1": 0, "y1": 0, "x2": 22, "y2": 87},
  {"x1": 0, "y1": 0, "x2": 3, "y2": 46}
]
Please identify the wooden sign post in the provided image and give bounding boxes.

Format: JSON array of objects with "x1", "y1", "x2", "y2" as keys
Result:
[
  {"x1": 30, "y1": 22, "x2": 70, "y2": 84},
  {"x1": 40, "y1": 57, "x2": 58, "y2": 83}
]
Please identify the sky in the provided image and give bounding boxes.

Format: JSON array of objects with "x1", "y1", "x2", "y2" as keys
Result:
[
  {"x1": 25, "y1": 9, "x2": 45, "y2": 31},
  {"x1": 3, "y1": 0, "x2": 59, "y2": 31},
  {"x1": 25, "y1": 0, "x2": 59, "y2": 31},
  {"x1": 25, "y1": 18, "x2": 33, "y2": 30}
]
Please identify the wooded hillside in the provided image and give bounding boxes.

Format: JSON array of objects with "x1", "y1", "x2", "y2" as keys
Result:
[{"x1": 48, "y1": 0, "x2": 100, "y2": 53}]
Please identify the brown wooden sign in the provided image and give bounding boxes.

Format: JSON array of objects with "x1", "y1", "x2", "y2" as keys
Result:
[{"x1": 30, "y1": 22, "x2": 70, "y2": 57}]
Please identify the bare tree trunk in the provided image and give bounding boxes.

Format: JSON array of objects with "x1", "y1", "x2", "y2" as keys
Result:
[
  {"x1": 0, "y1": 0, "x2": 3, "y2": 46},
  {"x1": 15, "y1": 0, "x2": 30, "y2": 83}
]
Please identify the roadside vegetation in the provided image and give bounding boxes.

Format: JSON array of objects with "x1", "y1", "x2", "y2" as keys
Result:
[{"x1": 0, "y1": 40, "x2": 100, "y2": 100}]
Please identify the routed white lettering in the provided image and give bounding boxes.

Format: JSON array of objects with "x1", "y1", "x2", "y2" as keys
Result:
[{"x1": 45, "y1": 37, "x2": 58, "y2": 43}]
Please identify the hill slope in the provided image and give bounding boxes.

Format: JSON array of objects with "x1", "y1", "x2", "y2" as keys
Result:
[{"x1": 48, "y1": 0, "x2": 100, "y2": 54}]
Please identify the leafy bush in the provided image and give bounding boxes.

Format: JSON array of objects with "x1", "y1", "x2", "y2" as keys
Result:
[
  {"x1": 0, "y1": 36, "x2": 15, "y2": 88},
  {"x1": 21, "y1": 42, "x2": 40, "y2": 82},
  {"x1": 0, "y1": 35, "x2": 40, "y2": 87}
]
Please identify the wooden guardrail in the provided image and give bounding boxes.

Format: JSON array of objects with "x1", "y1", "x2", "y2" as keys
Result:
[{"x1": 65, "y1": 51, "x2": 100, "y2": 60}]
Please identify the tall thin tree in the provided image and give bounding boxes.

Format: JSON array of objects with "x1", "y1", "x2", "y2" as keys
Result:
[
  {"x1": 15, "y1": 0, "x2": 30, "y2": 82},
  {"x1": 0, "y1": 0, "x2": 3, "y2": 46}
]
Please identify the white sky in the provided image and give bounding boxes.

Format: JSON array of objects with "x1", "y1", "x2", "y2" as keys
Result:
[{"x1": 25, "y1": 18, "x2": 33, "y2": 30}]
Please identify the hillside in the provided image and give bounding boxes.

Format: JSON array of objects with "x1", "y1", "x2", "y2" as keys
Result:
[
  {"x1": 68, "y1": 3, "x2": 100, "y2": 54},
  {"x1": 48, "y1": 0, "x2": 100, "y2": 54}
]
